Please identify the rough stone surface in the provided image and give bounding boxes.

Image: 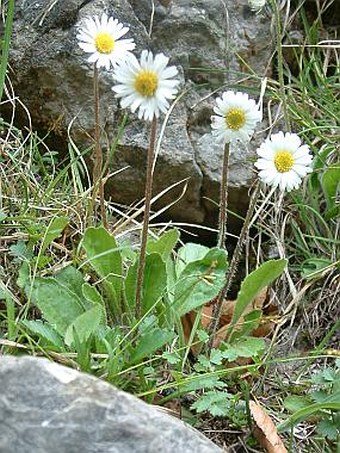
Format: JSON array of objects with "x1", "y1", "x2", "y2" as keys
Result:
[
  {"x1": 0, "y1": 355, "x2": 222, "y2": 453},
  {"x1": 6, "y1": 0, "x2": 274, "y2": 227}
]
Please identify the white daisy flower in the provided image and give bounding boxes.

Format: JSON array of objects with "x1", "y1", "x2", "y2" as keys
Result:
[
  {"x1": 77, "y1": 13, "x2": 135, "y2": 70},
  {"x1": 255, "y1": 131, "x2": 313, "y2": 191},
  {"x1": 211, "y1": 91, "x2": 262, "y2": 144},
  {"x1": 112, "y1": 50, "x2": 179, "y2": 121},
  {"x1": 248, "y1": 0, "x2": 266, "y2": 13}
]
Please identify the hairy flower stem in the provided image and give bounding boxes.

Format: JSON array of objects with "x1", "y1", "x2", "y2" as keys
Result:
[
  {"x1": 92, "y1": 64, "x2": 107, "y2": 228},
  {"x1": 135, "y1": 116, "x2": 157, "y2": 319},
  {"x1": 270, "y1": 0, "x2": 290, "y2": 131},
  {"x1": 206, "y1": 182, "x2": 261, "y2": 353},
  {"x1": 217, "y1": 143, "x2": 230, "y2": 249}
]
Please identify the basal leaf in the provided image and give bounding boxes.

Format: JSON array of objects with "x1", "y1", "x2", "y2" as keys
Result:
[
  {"x1": 82, "y1": 282, "x2": 105, "y2": 308},
  {"x1": 21, "y1": 319, "x2": 64, "y2": 350},
  {"x1": 129, "y1": 328, "x2": 174, "y2": 365},
  {"x1": 301, "y1": 258, "x2": 333, "y2": 279},
  {"x1": 82, "y1": 226, "x2": 123, "y2": 312},
  {"x1": 173, "y1": 248, "x2": 228, "y2": 317},
  {"x1": 147, "y1": 229, "x2": 180, "y2": 261},
  {"x1": 64, "y1": 305, "x2": 103, "y2": 347},
  {"x1": 175, "y1": 243, "x2": 210, "y2": 277},
  {"x1": 229, "y1": 309, "x2": 262, "y2": 342},
  {"x1": 125, "y1": 259, "x2": 138, "y2": 312},
  {"x1": 284, "y1": 395, "x2": 312, "y2": 413},
  {"x1": 55, "y1": 266, "x2": 86, "y2": 304},
  {"x1": 321, "y1": 164, "x2": 340, "y2": 211},
  {"x1": 142, "y1": 253, "x2": 167, "y2": 314},
  {"x1": 30, "y1": 277, "x2": 85, "y2": 335},
  {"x1": 231, "y1": 259, "x2": 287, "y2": 328},
  {"x1": 279, "y1": 399, "x2": 340, "y2": 432},
  {"x1": 125, "y1": 253, "x2": 167, "y2": 315}
]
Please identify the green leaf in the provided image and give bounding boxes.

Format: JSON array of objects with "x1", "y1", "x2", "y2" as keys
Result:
[
  {"x1": 178, "y1": 375, "x2": 227, "y2": 393},
  {"x1": 142, "y1": 253, "x2": 167, "y2": 314},
  {"x1": 231, "y1": 259, "x2": 287, "y2": 328},
  {"x1": 125, "y1": 260, "x2": 138, "y2": 311},
  {"x1": 311, "y1": 390, "x2": 330, "y2": 403},
  {"x1": 147, "y1": 229, "x2": 180, "y2": 261},
  {"x1": 72, "y1": 327, "x2": 91, "y2": 372},
  {"x1": 229, "y1": 309, "x2": 262, "y2": 341},
  {"x1": 125, "y1": 253, "x2": 167, "y2": 315},
  {"x1": 311, "y1": 368, "x2": 338, "y2": 384},
  {"x1": 325, "y1": 204, "x2": 340, "y2": 220},
  {"x1": 278, "y1": 395, "x2": 340, "y2": 432},
  {"x1": 10, "y1": 241, "x2": 34, "y2": 261},
  {"x1": 191, "y1": 391, "x2": 233, "y2": 417},
  {"x1": 175, "y1": 243, "x2": 210, "y2": 277},
  {"x1": 165, "y1": 256, "x2": 177, "y2": 303},
  {"x1": 30, "y1": 277, "x2": 85, "y2": 335},
  {"x1": 82, "y1": 226, "x2": 123, "y2": 313},
  {"x1": 82, "y1": 282, "x2": 105, "y2": 308},
  {"x1": 21, "y1": 319, "x2": 64, "y2": 350},
  {"x1": 119, "y1": 239, "x2": 137, "y2": 263},
  {"x1": 322, "y1": 368, "x2": 338, "y2": 382},
  {"x1": 162, "y1": 351, "x2": 181, "y2": 365},
  {"x1": 197, "y1": 329, "x2": 209, "y2": 343},
  {"x1": 210, "y1": 349, "x2": 223, "y2": 365},
  {"x1": 55, "y1": 266, "x2": 86, "y2": 304},
  {"x1": 321, "y1": 164, "x2": 340, "y2": 211},
  {"x1": 221, "y1": 337, "x2": 265, "y2": 362},
  {"x1": 173, "y1": 248, "x2": 228, "y2": 317},
  {"x1": 40, "y1": 216, "x2": 69, "y2": 256},
  {"x1": 129, "y1": 328, "x2": 174, "y2": 365},
  {"x1": 17, "y1": 262, "x2": 31, "y2": 289},
  {"x1": 64, "y1": 305, "x2": 103, "y2": 347},
  {"x1": 301, "y1": 258, "x2": 333, "y2": 279},
  {"x1": 0, "y1": 211, "x2": 7, "y2": 221},
  {"x1": 317, "y1": 419, "x2": 339, "y2": 440},
  {"x1": 194, "y1": 355, "x2": 212, "y2": 372},
  {"x1": 284, "y1": 395, "x2": 312, "y2": 413}
]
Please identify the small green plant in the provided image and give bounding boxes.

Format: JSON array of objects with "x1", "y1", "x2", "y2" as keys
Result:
[
  {"x1": 282, "y1": 359, "x2": 340, "y2": 448},
  {"x1": 12, "y1": 225, "x2": 229, "y2": 388},
  {"x1": 4, "y1": 218, "x2": 288, "y2": 408}
]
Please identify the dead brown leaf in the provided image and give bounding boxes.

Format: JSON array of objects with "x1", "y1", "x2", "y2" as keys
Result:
[{"x1": 249, "y1": 400, "x2": 287, "y2": 453}]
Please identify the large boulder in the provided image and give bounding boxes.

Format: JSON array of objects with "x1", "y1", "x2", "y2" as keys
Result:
[
  {"x1": 0, "y1": 355, "x2": 222, "y2": 453},
  {"x1": 6, "y1": 0, "x2": 273, "y2": 227}
]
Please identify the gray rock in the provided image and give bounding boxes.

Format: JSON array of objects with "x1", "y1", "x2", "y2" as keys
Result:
[
  {"x1": 7, "y1": 0, "x2": 273, "y2": 227},
  {"x1": 0, "y1": 355, "x2": 222, "y2": 453}
]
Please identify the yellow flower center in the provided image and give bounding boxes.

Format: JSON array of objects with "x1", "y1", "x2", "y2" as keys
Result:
[
  {"x1": 134, "y1": 70, "x2": 158, "y2": 97},
  {"x1": 274, "y1": 150, "x2": 295, "y2": 173},
  {"x1": 225, "y1": 108, "x2": 246, "y2": 130},
  {"x1": 95, "y1": 32, "x2": 115, "y2": 54}
]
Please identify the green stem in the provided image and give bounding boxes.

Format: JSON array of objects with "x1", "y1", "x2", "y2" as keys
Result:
[
  {"x1": 135, "y1": 116, "x2": 157, "y2": 319},
  {"x1": 270, "y1": 0, "x2": 290, "y2": 131},
  {"x1": 0, "y1": 0, "x2": 15, "y2": 102}
]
